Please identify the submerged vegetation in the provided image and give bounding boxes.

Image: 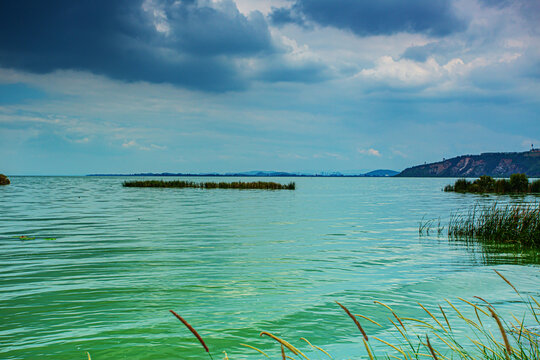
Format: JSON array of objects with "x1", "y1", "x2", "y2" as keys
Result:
[
  {"x1": 448, "y1": 203, "x2": 540, "y2": 249},
  {"x1": 122, "y1": 180, "x2": 296, "y2": 190},
  {"x1": 0, "y1": 174, "x2": 10, "y2": 185},
  {"x1": 444, "y1": 174, "x2": 540, "y2": 194},
  {"x1": 158, "y1": 271, "x2": 538, "y2": 360}
]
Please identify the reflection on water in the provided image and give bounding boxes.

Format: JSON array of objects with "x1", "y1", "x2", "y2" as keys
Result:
[
  {"x1": 0, "y1": 176, "x2": 539, "y2": 359},
  {"x1": 454, "y1": 238, "x2": 540, "y2": 265}
]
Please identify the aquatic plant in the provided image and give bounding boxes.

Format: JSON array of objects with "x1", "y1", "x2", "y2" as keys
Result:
[
  {"x1": 166, "y1": 271, "x2": 539, "y2": 360},
  {"x1": 444, "y1": 174, "x2": 540, "y2": 194},
  {"x1": 0, "y1": 174, "x2": 10, "y2": 185},
  {"x1": 122, "y1": 180, "x2": 296, "y2": 190},
  {"x1": 448, "y1": 203, "x2": 540, "y2": 249},
  {"x1": 419, "y1": 217, "x2": 444, "y2": 236}
]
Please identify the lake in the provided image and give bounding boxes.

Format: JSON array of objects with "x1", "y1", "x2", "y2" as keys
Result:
[{"x1": 0, "y1": 176, "x2": 538, "y2": 359}]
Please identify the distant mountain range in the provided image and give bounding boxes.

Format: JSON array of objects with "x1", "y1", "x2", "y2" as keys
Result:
[
  {"x1": 87, "y1": 150, "x2": 540, "y2": 178},
  {"x1": 397, "y1": 150, "x2": 540, "y2": 177},
  {"x1": 88, "y1": 169, "x2": 399, "y2": 177}
]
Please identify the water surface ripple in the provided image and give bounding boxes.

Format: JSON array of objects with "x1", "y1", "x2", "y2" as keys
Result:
[{"x1": 0, "y1": 177, "x2": 538, "y2": 359}]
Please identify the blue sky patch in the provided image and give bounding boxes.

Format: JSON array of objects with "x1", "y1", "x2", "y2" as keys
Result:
[{"x1": 0, "y1": 83, "x2": 47, "y2": 105}]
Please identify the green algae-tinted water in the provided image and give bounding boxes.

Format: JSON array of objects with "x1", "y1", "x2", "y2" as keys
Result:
[{"x1": 0, "y1": 176, "x2": 538, "y2": 359}]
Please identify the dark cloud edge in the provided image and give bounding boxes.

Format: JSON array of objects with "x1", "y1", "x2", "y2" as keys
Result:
[{"x1": 0, "y1": 0, "x2": 331, "y2": 93}]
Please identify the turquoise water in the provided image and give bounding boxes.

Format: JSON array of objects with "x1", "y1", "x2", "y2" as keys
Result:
[{"x1": 0, "y1": 176, "x2": 538, "y2": 359}]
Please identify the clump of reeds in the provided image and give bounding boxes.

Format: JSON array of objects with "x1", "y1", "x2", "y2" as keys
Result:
[
  {"x1": 0, "y1": 174, "x2": 10, "y2": 185},
  {"x1": 168, "y1": 271, "x2": 539, "y2": 360},
  {"x1": 444, "y1": 174, "x2": 540, "y2": 194},
  {"x1": 448, "y1": 203, "x2": 540, "y2": 249},
  {"x1": 122, "y1": 180, "x2": 296, "y2": 190}
]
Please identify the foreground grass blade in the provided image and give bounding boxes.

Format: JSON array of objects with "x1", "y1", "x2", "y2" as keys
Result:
[
  {"x1": 300, "y1": 337, "x2": 333, "y2": 359},
  {"x1": 363, "y1": 338, "x2": 374, "y2": 360},
  {"x1": 489, "y1": 307, "x2": 512, "y2": 359},
  {"x1": 260, "y1": 331, "x2": 310, "y2": 360},
  {"x1": 426, "y1": 335, "x2": 439, "y2": 360},
  {"x1": 239, "y1": 343, "x2": 269, "y2": 358},
  {"x1": 169, "y1": 310, "x2": 210, "y2": 353},
  {"x1": 494, "y1": 270, "x2": 520, "y2": 295},
  {"x1": 418, "y1": 302, "x2": 446, "y2": 332},
  {"x1": 335, "y1": 301, "x2": 369, "y2": 341},
  {"x1": 373, "y1": 336, "x2": 407, "y2": 358},
  {"x1": 438, "y1": 305, "x2": 452, "y2": 332},
  {"x1": 392, "y1": 311, "x2": 406, "y2": 331},
  {"x1": 458, "y1": 297, "x2": 490, "y2": 317},
  {"x1": 374, "y1": 300, "x2": 394, "y2": 312},
  {"x1": 355, "y1": 313, "x2": 383, "y2": 327}
]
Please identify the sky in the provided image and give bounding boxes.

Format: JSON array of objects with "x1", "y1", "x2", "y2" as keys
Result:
[{"x1": 0, "y1": 0, "x2": 539, "y2": 175}]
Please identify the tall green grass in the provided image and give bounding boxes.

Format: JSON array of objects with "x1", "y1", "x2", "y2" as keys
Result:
[
  {"x1": 448, "y1": 203, "x2": 540, "y2": 249},
  {"x1": 122, "y1": 180, "x2": 296, "y2": 190},
  {"x1": 444, "y1": 174, "x2": 540, "y2": 194},
  {"x1": 161, "y1": 271, "x2": 539, "y2": 360}
]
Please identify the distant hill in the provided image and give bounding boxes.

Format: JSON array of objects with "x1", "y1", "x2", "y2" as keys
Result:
[
  {"x1": 87, "y1": 169, "x2": 399, "y2": 177},
  {"x1": 364, "y1": 169, "x2": 399, "y2": 177},
  {"x1": 397, "y1": 150, "x2": 540, "y2": 177}
]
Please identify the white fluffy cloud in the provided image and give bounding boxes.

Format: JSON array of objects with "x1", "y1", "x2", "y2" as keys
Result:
[
  {"x1": 357, "y1": 52, "x2": 522, "y2": 88},
  {"x1": 358, "y1": 148, "x2": 382, "y2": 157}
]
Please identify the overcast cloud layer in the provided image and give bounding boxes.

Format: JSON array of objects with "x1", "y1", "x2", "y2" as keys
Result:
[
  {"x1": 270, "y1": 0, "x2": 467, "y2": 36},
  {"x1": 0, "y1": 0, "x2": 329, "y2": 91},
  {"x1": 0, "y1": 0, "x2": 538, "y2": 174}
]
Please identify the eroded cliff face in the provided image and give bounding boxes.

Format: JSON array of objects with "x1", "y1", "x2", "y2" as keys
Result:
[{"x1": 397, "y1": 150, "x2": 540, "y2": 177}]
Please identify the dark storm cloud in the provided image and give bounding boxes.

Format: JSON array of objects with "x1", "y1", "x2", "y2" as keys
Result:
[
  {"x1": 270, "y1": 0, "x2": 467, "y2": 36},
  {"x1": 269, "y1": 7, "x2": 305, "y2": 27},
  {"x1": 165, "y1": 1, "x2": 271, "y2": 56},
  {"x1": 0, "y1": 0, "x2": 278, "y2": 91}
]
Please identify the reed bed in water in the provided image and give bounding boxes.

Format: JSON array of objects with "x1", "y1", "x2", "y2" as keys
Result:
[
  {"x1": 444, "y1": 174, "x2": 540, "y2": 194},
  {"x1": 153, "y1": 271, "x2": 539, "y2": 360},
  {"x1": 122, "y1": 180, "x2": 296, "y2": 190},
  {"x1": 448, "y1": 203, "x2": 540, "y2": 249}
]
